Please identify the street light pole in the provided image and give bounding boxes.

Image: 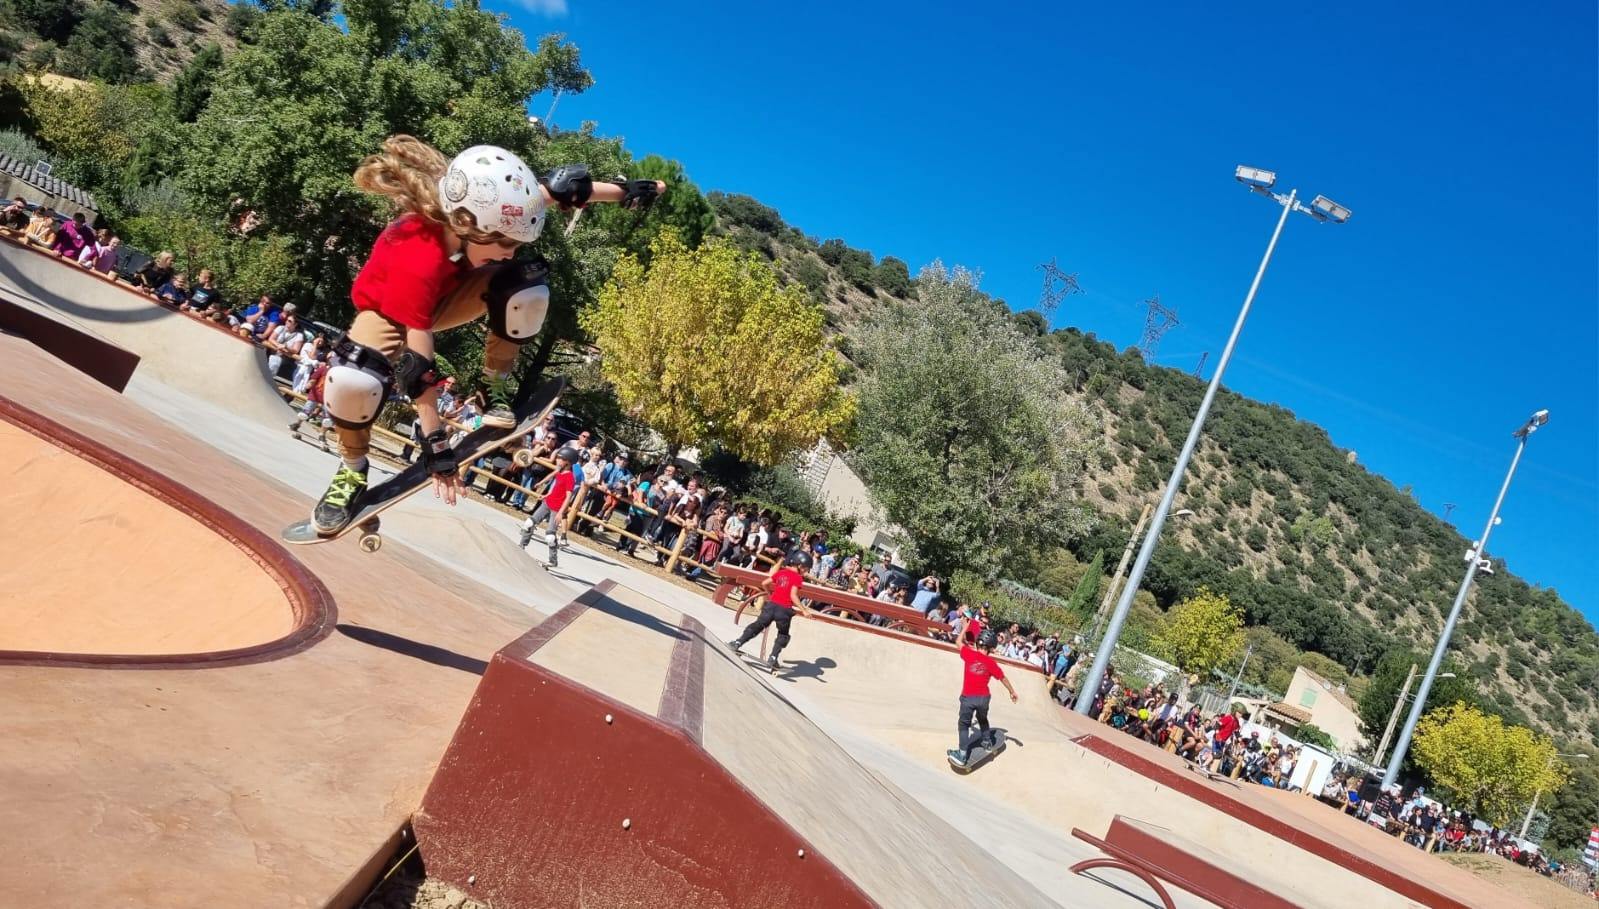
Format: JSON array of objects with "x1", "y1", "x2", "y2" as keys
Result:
[
  {"x1": 1382, "y1": 410, "x2": 1550, "y2": 787},
  {"x1": 1519, "y1": 752, "x2": 1588, "y2": 840},
  {"x1": 1372, "y1": 663, "x2": 1418, "y2": 765},
  {"x1": 1074, "y1": 168, "x2": 1349, "y2": 717},
  {"x1": 1226, "y1": 641, "x2": 1255, "y2": 701}
]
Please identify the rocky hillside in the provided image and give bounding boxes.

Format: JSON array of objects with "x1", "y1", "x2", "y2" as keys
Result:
[
  {"x1": 1, "y1": 0, "x2": 242, "y2": 82},
  {"x1": 707, "y1": 191, "x2": 1599, "y2": 745}
]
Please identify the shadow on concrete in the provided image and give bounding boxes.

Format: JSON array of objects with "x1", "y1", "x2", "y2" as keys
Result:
[{"x1": 337, "y1": 623, "x2": 488, "y2": 676}]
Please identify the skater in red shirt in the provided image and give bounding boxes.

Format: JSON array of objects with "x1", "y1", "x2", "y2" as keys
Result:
[
  {"x1": 948, "y1": 629, "x2": 1018, "y2": 768},
  {"x1": 310, "y1": 135, "x2": 664, "y2": 535},
  {"x1": 517, "y1": 447, "x2": 578, "y2": 568},
  {"x1": 727, "y1": 551, "x2": 811, "y2": 672}
]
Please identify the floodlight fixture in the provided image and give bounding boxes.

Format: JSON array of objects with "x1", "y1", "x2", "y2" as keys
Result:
[
  {"x1": 1308, "y1": 194, "x2": 1352, "y2": 224},
  {"x1": 1515, "y1": 409, "x2": 1550, "y2": 438},
  {"x1": 1235, "y1": 165, "x2": 1277, "y2": 190}
]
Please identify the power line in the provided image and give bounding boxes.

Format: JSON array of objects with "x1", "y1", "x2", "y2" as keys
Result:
[
  {"x1": 1137, "y1": 295, "x2": 1179, "y2": 360},
  {"x1": 1036, "y1": 258, "x2": 1081, "y2": 312}
]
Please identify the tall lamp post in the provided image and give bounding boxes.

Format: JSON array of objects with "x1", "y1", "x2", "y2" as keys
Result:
[
  {"x1": 1519, "y1": 752, "x2": 1587, "y2": 840},
  {"x1": 1370, "y1": 668, "x2": 1454, "y2": 766},
  {"x1": 1086, "y1": 506, "x2": 1192, "y2": 648},
  {"x1": 1382, "y1": 409, "x2": 1551, "y2": 787},
  {"x1": 1074, "y1": 167, "x2": 1351, "y2": 716}
]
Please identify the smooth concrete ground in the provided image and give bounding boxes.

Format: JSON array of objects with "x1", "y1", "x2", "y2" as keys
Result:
[{"x1": 1, "y1": 253, "x2": 1530, "y2": 907}]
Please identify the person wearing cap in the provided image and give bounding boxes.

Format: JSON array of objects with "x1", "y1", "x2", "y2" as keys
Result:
[
  {"x1": 947, "y1": 628, "x2": 1019, "y2": 768},
  {"x1": 517, "y1": 447, "x2": 578, "y2": 567}
]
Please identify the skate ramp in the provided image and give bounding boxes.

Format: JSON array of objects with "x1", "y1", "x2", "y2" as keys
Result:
[
  {"x1": 414, "y1": 581, "x2": 1059, "y2": 909},
  {"x1": 758, "y1": 612, "x2": 1530, "y2": 909},
  {"x1": 0, "y1": 235, "x2": 291, "y2": 427},
  {"x1": 0, "y1": 415, "x2": 298, "y2": 658}
]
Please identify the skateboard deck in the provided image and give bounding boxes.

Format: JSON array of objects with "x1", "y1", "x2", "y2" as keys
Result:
[
  {"x1": 949, "y1": 729, "x2": 1007, "y2": 774},
  {"x1": 283, "y1": 377, "x2": 565, "y2": 551}
]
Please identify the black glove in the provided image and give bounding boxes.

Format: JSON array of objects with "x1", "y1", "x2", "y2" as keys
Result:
[
  {"x1": 615, "y1": 179, "x2": 662, "y2": 211},
  {"x1": 420, "y1": 429, "x2": 460, "y2": 478}
]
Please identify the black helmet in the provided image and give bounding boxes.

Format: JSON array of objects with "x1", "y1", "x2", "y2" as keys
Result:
[
  {"x1": 787, "y1": 550, "x2": 814, "y2": 570},
  {"x1": 555, "y1": 446, "x2": 580, "y2": 463},
  {"x1": 977, "y1": 629, "x2": 999, "y2": 649}
]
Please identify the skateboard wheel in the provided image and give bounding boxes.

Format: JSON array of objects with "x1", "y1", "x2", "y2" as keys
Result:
[{"x1": 359, "y1": 533, "x2": 382, "y2": 553}]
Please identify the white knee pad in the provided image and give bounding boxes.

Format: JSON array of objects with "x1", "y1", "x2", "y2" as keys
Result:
[
  {"x1": 499, "y1": 283, "x2": 548, "y2": 342},
  {"x1": 323, "y1": 362, "x2": 388, "y2": 430}
]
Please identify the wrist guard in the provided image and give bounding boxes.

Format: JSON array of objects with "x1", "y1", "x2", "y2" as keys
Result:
[
  {"x1": 420, "y1": 429, "x2": 459, "y2": 478},
  {"x1": 613, "y1": 179, "x2": 661, "y2": 210}
]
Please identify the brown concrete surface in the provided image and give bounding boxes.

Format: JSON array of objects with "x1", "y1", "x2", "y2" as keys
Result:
[
  {"x1": 0, "y1": 420, "x2": 295, "y2": 655},
  {"x1": 418, "y1": 581, "x2": 1063, "y2": 908},
  {"x1": 751, "y1": 610, "x2": 1538, "y2": 909},
  {"x1": 0, "y1": 337, "x2": 554, "y2": 907},
  {"x1": 1437, "y1": 853, "x2": 1598, "y2": 909}
]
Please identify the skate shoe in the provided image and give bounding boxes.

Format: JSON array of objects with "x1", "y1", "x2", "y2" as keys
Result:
[
  {"x1": 726, "y1": 639, "x2": 743, "y2": 653},
  {"x1": 481, "y1": 374, "x2": 516, "y2": 428},
  {"x1": 312, "y1": 463, "x2": 369, "y2": 534},
  {"x1": 946, "y1": 749, "x2": 968, "y2": 767}
]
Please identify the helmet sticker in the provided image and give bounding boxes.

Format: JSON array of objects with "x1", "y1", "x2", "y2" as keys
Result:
[
  {"x1": 442, "y1": 169, "x2": 469, "y2": 203},
  {"x1": 469, "y1": 177, "x2": 498, "y2": 206},
  {"x1": 501, "y1": 204, "x2": 525, "y2": 219}
]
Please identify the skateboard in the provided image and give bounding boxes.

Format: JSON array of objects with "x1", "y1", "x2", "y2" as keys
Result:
[
  {"x1": 949, "y1": 729, "x2": 1007, "y2": 774},
  {"x1": 282, "y1": 377, "x2": 565, "y2": 552}
]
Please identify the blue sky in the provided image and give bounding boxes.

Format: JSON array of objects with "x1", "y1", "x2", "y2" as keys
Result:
[{"x1": 498, "y1": 1, "x2": 1599, "y2": 623}]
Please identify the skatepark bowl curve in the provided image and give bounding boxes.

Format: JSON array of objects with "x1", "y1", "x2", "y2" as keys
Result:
[{"x1": 0, "y1": 231, "x2": 1556, "y2": 908}]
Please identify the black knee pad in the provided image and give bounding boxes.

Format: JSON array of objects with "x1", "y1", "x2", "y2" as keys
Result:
[{"x1": 484, "y1": 257, "x2": 551, "y2": 344}]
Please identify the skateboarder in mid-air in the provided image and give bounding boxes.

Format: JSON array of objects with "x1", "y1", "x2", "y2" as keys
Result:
[
  {"x1": 517, "y1": 447, "x2": 577, "y2": 567},
  {"x1": 309, "y1": 134, "x2": 662, "y2": 536},
  {"x1": 727, "y1": 551, "x2": 811, "y2": 672},
  {"x1": 948, "y1": 629, "x2": 1018, "y2": 769}
]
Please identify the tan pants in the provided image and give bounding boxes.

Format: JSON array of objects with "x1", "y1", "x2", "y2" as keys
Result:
[{"x1": 335, "y1": 264, "x2": 520, "y2": 461}]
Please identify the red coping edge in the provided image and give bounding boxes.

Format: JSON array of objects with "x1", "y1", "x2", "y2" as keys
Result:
[
  {"x1": 0, "y1": 395, "x2": 338, "y2": 669},
  {"x1": 415, "y1": 582, "x2": 870, "y2": 908},
  {"x1": 1072, "y1": 733, "x2": 1471, "y2": 909}
]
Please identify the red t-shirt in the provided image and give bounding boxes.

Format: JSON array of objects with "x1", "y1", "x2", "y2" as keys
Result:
[
  {"x1": 350, "y1": 214, "x2": 466, "y2": 330},
  {"x1": 960, "y1": 645, "x2": 1005, "y2": 697},
  {"x1": 1215, "y1": 713, "x2": 1240, "y2": 745},
  {"x1": 768, "y1": 567, "x2": 804, "y2": 608},
  {"x1": 543, "y1": 470, "x2": 575, "y2": 511}
]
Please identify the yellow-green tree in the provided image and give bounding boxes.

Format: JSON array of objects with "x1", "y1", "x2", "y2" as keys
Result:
[
  {"x1": 581, "y1": 232, "x2": 855, "y2": 465},
  {"x1": 1152, "y1": 587, "x2": 1244, "y2": 678},
  {"x1": 1411, "y1": 702, "x2": 1569, "y2": 826}
]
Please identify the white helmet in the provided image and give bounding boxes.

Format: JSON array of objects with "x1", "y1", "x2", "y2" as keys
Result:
[{"x1": 437, "y1": 145, "x2": 546, "y2": 243}]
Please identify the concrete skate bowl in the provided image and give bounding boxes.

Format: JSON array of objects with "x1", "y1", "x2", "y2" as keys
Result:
[
  {"x1": 0, "y1": 396, "x2": 336, "y2": 668},
  {"x1": 0, "y1": 233, "x2": 293, "y2": 425}
]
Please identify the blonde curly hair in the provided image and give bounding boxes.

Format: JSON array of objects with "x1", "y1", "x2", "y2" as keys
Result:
[{"x1": 352, "y1": 135, "x2": 507, "y2": 244}]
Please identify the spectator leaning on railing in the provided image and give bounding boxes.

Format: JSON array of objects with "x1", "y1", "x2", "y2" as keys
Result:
[
  {"x1": 24, "y1": 207, "x2": 55, "y2": 246},
  {"x1": 132, "y1": 251, "x2": 175, "y2": 292},
  {"x1": 0, "y1": 196, "x2": 27, "y2": 230}
]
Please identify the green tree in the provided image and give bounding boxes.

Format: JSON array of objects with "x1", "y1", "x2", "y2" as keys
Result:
[
  {"x1": 873, "y1": 255, "x2": 912, "y2": 297},
  {"x1": 1152, "y1": 587, "x2": 1245, "y2": 678},
  {"x1": 1294, "y1": 723, "x2": 1338, "y2": 751},
  {"x1": 1543, "y1": 760, "x2": 1599, "y2": 853},
  {"x1": 1411, "y1": 703, "x2": 1569, "y2": 826},
  {"x1": 170, "y1": 42, "x2": 223, "y2": 123},
  {"x1": 851, "y1": 262, "x2": 1099, "y2": 576},
  {"x1": 3, "y1": 0, "x2": 83, "y2": 43},
  {"x1": 581, "y1": 232, "x2": 855, "y2": 464},
  {"x1": 1064, "y1": 550, "x2": 1103, "y2": 617},
  {"x1": 1356, "y1": 649, "x2": 1478, "y2": 748},
  {"x1": 59, "y1": 2, "x2": 144, "y2": 84}
]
